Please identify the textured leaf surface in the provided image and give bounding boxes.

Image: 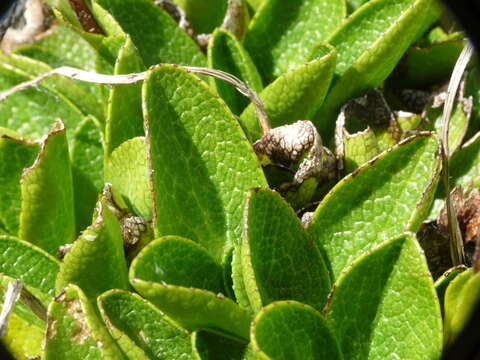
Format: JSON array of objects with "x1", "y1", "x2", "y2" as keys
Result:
[
  {"x1": 71, "y1": 116, "x2": 104, "y2": 232},
  {"x1": 314, "y1": 0, "x2": 440, "y2": 138},
  {"x1": 14, "y1": 25, "x2": 105, "y2": 111},
  {"x1": 130, "y1": 248, "x2": 251, "y2": 341},
  {"x1": 327, "y1": 234, "x2": 442, "y2": 360},
  {"x1": 192, "y1": 330, "x2": 246, "y2": 360},
  {"x1": 174, "y1": 0, "x2": 227, "y2": 34},
  {"x1": 0, "y1": 53, "x2": 104, "y2": 123},
  {"x1": 245, "y1": 0, "x2": 345, "y2": 82},
  {"x1": 0, "y1": 135, "x2": 38, "y2": 235},
  {"x1": 241, "y1": 188, "x2": 330, "y2": 313},
  {"x1": 19, "y1": 121, "x2": 76, "y2": 255},
  {"x1": 308, "y1": 133, "x2": 441, "y2": 279},
  {"x1": 132, "y1": 236, "x2": 225, "y2": 294},
  {"x1": 251, "y1": 301, "x2": 342, "y2": 360},
  {"x1": 231, "y1": 245, "x2": 253, "y2": 313},
  {"x1": 1, "y1": 312, "x2": 43, "y2": 360},
  {"x1": 444, "y1": 269, "x2": 480, "y2": 347},
  {"x1": 96, "y1": 0, "x2": 206, "y2": 67},
  {"x1": 208, "y1": 29, "x2": 263, "y2": 115},
  {"x1": 105, "y1": 36, "x2": 145, "y2": 156},
  {"x1": 44, "y1": 284, "x2": 124, "y2": 360},
  {"x1": 0, "y1": 64, "x2": 84, "y2": 140},
  {"x1": 343, "y1": 129, "x2": 381, "y2": 173},
  {"x1": 99, "y1": 290, "x2": 194, "y2": 360},
  {"x1": 0, "y1": 236, "x2": 59, "y2": 295},
  {"x1": 143, "y1": 65, "x2": 266, "y2": 261},
  {"x1": 56, "y1": 195, "x2": 129, "y2": 301},
  {"x1": 104, "y1": 137, "x2": 152, "y2": 219},
  {"x1": 15, "y1": 25, "x2": 98, "y2": 71},
  {"x1": 240, "y1": 45, "x2": 336, "y2": 140}
]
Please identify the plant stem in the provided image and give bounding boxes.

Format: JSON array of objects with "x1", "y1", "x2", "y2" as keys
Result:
[
  {"x1": 0, "y1": 65, "x2": 271, "y2": 134},
  {"x1": 441, "y1": 41, "x2": 473, "y2": 266}
]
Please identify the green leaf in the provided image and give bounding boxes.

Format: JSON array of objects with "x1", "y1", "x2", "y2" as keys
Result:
[
  {"x1": 192, "y1": 330, "x2": 246, "y2": 360},
  {"x1": 466, "y1": 68, "x2": 480, "y2": 135},
  {"x1": 105, "y1": 36, "x2": 145, "y2": 156},
  {"x1": 0, "y1": 53, "x2": 104, "y2": 123},
  {"x1": 19, "y1": 121, "x2": 76, "y2": 256},
  {"x1": 131, "y1": 236, "x2": 225, "y2": 294},
  {"x1": 129, "y1": 236, "x2": 251, "y2": 340},
  {"x1": 308, "y1": 133, "x2": 441, "y2": 280},
  {"x1": 251, "y1": 301, "x2": 342, "y2": 360},
  {"x1": 343, "y1": 128, "x2": 381, "y2": 173},
  {"x1": 143, "y1": 64, "x2": 266, "y2": 261},
  {"x1": 130, "y1": 247, "x2": 251, "y2": 341},
  {"x1": 98, "y1": 289, "x2": 194, "y2": 360},
  {"x1": 326, "y1": 234, "x2": 442, "y2": 360},
  {"x1": 0, "y1": 273, "x2": 48, "y2": 329},
  {"x1": 71, "y1": 116, "x2": 104, "y2": 233},
  {"x1": 44, "y1": 284, "x2": 125, "y2": 360},
  {"x1": 450, "y1": 133, "x2": 480, "y2": 189},
  {"x1": 241, "y1": 188, "x2": 330, "y2": 313},
  {"x1": 240, "y1": 44, "x2": 336, "y2": 140},
  {"x1": 208, "y1": 29, "x2": 263, "y2": 115},
  {"x1": 425, "y1": 99, "x2": 470, "y2": 155},
  {"x1": 0, "y1": 236, "x2": 60, "y2": 295},
  {"x1": 244, "y1": 0, "x2": 345, "y2": 82},
  {"x1": 104, "y1": 137, "x2": 152, "y2": 219},
  {"x1": 0, "y1": 135, "x2": 39, "y2": 235},
  {"x1": 56, "y1": 194, "x2": 129, "y2": 302},
  {"x1": 429, "y1": 132, "x2": 480, "y2": 219},
  {"x1": 174, "y1": 0, "x2": 227, "y2": 34},
  {"x1": 0, "y1": 64, "x2": 84, "y2": 141},
  {"x1": 96, "y1": 0, "x2": 206, "y2": 67},
  {"x1": 435, "y1": 266, "x2": 467, "y2": 318},
  {"x1": 246, "y1": 0, "x2": 264, "y2": 11},
  {"x1": 15, "y1": 25, "x2": 98, "y2": 71},
  {"x1": 346, "y1": 0, "x2": 369, "y2": 13},
  {"x1": 389, "y1": 38, "x2": 466, "y2": 88},
  {"x1": 14, "y1": 24, "x2": 105, "y2": 111},
  {"x1": 314, "y1": 0, "x2": 440, "y2": 139},
  {"x1": 231, "y1": 245, "x2": 253, "y2": 312},
  {"x1": 444, "y1": 269, "x2": 480, "y2": 348},
  {"x1": 1, "y1": 311, "x2": 43, "y2": 360}
]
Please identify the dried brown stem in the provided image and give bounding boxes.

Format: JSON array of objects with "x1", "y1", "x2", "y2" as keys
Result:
[
  {"x1": 0, "y1": 280, "x2": 22, "y2": 337},
  {"x1": 441, "y1": 42, "x2": 474, "y2": 266},
  {"x1": 0, "y1": 65, "x2": 271, "y2": 134}
]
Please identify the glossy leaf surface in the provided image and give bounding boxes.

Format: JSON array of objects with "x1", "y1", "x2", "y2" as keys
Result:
[
  {"x1": 240, "y1": 45, "x2": 336, "y2": 140},
  {"x1": 56, "y1": 195, "x2": 129, "y2": 302},
  {"x1": 99, "y1": 289, "x2": 194, "y2": 360},
  {"x1": 241, "y1": 188, "x2": 330, "y2": 313},
  {"x1": 19, "y1": 121, "x2": 76, "y2": 255},
  {"x1": 143, "y1": 65, "x2": 266, "y2": 261},
  {"x1": 245, "y1": 0, "x2": 345, "y2": 82},
  {"x1": 314, "y1": 0, "x2": 440, "y2": 138},
  {"x1": 252, "y1": 301, "x2": 342, "y2": 360},
  {"x1": 327, "y1": 234, "x2": 442, "y2": 360},
  {"x1": 308, "y1": 133, "x2": 441, "y2": 280}
]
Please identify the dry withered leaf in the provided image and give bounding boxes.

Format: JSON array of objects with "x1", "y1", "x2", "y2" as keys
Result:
[
  {"x1": 335, "y1": 89, "x2": 401, "y2": 173},
  {"x1": 437, "y1": 187, "x2": 480, "y2": 270},
  {"x1": 253, "y1": 120, "x2": 336, "y2": 186}
]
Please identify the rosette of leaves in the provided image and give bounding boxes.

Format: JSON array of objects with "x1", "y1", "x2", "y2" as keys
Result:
[{"x1": 0, "y1": 0, "x2": 479, "y2": 359}]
